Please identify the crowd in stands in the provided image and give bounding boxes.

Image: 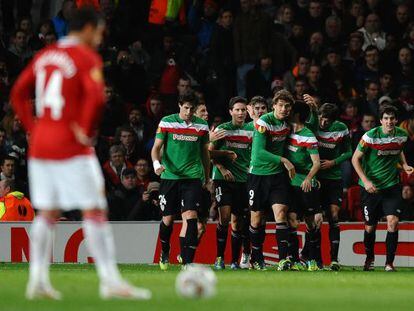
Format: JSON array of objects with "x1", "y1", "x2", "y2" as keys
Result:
[{"x1": 1, "y1": 0, "x2": 414, "y2": 221}]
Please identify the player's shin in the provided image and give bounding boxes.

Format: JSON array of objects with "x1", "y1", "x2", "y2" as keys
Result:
[
  {"x1": 276, "y1": 222, "x2": 289, "y2": 260},
  {"x1": 385, "y1": 231, "x2": 398, "y2": 265},
  {"x1": 184, "y1": 218, "x2": 198, "y2": 264},
  {"x1": 231, "y1": 229, "x2": 242, "y2": 264},
  {"x1": 159, "y1": 220, "x2": 173, "y2": 257},
  {"x1": 83, "y1": 216, "x2": 122, "y2": 285},
  {"x1": 364, "y1": 228, "x2": 376, "y2": 260},
  {"x1": 288, "y1": 227, "x2": 299, "y2": 262},
  {"x1": 28, "y1": 215, "x2": 55, "y2": 287},
  {"x1": 249, "y1": 225, "x2": 262, "y2": 263},
  {"x1": 216, "y1": 223, "x2": 228, "y2": 258},
  {"x1": 329, "y1": 220, "x2": 340, "y2": 262}
]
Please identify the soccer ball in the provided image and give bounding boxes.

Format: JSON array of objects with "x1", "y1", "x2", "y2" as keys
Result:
[{"x1": 175, "y1": 264, "x2": 217, "y2": 299}]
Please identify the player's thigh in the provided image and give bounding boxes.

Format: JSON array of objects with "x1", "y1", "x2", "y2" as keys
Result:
[
  {"x1": 55, "y1": 156, "x2": 107, "y2": 210},
  {"x1": 247, "y1": 174, "x2": 270, "y2": 212},
  {"x1": 269, "y1": 172, "x2": 290, "y2": 206},
  {"x1": 302, "y1": 187, "x2": 322, "y2": 217},
  {"x1": 159, "y1": 179, "x2": 180, "y2": 216},
  {"x1": 231, "y1": 182, "x2": 249, "y2": 217},
  {"x1": 382, "y1": 185, "x2": 403, "y2": 219},
  {"x1": 28, "y1": 159, "x2": 58, "y2": 209},
  {"x1": 198, "y1": 188, "x2": 211, "y2": 224},
  {"x1": 214, "y1": 180, "x2": 232, "y2": 210},
  {"x1": 181, "y1": 179, "x2": 203, "y2": 212},
  {"x1": 320, "y1": 178, "x2": 343, "y2": 211},
  {"x1": 360, "y1": 186, "x2": 381, "y2": 226}
]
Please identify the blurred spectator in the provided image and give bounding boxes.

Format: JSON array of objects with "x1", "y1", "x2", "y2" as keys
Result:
[
  {"x1": 0, "y1": 178, "x2": 34, "y2": 221},
  {"x1": 233, "y1": 0, "x2": 272, "y2": 97},
  {"x1": 342, "y1": 0, "x2": 365, "y2": 35},
  {"x1": 0, "y1": 0, "x2": 32, "y2": 35},
  {"x1": 324, "y1": 15, "x2": 344, "y2": 50},
  {"x1": 379, "y1": 72, "x2": 395, "y2": 98},
  {"x1": 128, "y1": 38, "x2": 151, "y2": 71},
  {"x1": 342, "y1": 32, "x2": 364, "y2": 71},
  {"x1": 352, "y1": 113, "x2": 377, "y2": 149},
  {"x1": 145, "y1": 93, "x2": 165, "y2": 135},
  {"x1": 273, "y1": 3, "x2": 295, "y2": 38},
  {"x1": 340, "y1": 99, "x2": 361, "y2": 136},
  {"x1": 127, "y1": 107, "x2": 151, "y2": 148},
  {"x1": 246, "y1": 55, "x2": 274, "y2": 100},
  {"x1": 283, "y1": 55, "x2": 310, "y2": 93},
  {"x1": 293, "y1": 78, "x2": 308, "y2": 100},
  {"x1": 289, "y1": 22, "x2": 306, "y2": 53},
  {"x1": 358, "y1": 13, "x2": 386, "y2": 51},
  {"x1": 400, "y1": 117, "x2": 414, "y2": 166},
  {"x1": 115, "y1": 125, "x2": 142, "y2": 164},
  {"x1": 107, "y1": 168, "x2": 140, "y2": 221},
  {"x1": 303, "y1": 0, "x2": 326, "y2": 36},
  {"x1": 100, "y1": 83, "x2": 127, "y2": 137},
  {"x1": 359, "y1": 80, "x2": 380, "y2": 116},
  {"x1": 306, "y1": 31, "x2": 324, "y2": 64},
  {"x1": 0, "y1": 156, "x2": 15, "y2": 181},
  {"x1": 386, "y1": 4, "x2": 410, "y2": 42},
  {"x1": 209, "y1": 7, "x2": 236, "y2": 116},
  {"x1": 52, "y1": 0, "x2": 75, "y2": 39},
  {"x1": 0, "y1": 128, "x2": 7, "y2": 159},
  {"x1": 103, "y1": 144, "x2": 134, "y2": 191},
  {"x1": 393, "y1": 47, "x2": 414, "y2": 89},
  {"x1": 8, "y1": 29, "x2": 33, "y2": 73},
  {"x1": 31, "y1": 20, "x2": 55, "y2": 50},
  {"x1": 355, "y1": 45, "x2": 380, "y2": 92},
  {"x1": 401, "y1": 185, "x2": 414, "y2": 220},
  {"x1": 267, "y1": 23, "x2": 296, "y2": 75}
]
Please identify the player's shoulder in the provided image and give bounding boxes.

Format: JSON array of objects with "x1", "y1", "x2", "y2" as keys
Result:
[
  {"x1": 332, "y1": 120, "x2": 349, "y2": 131},
  {"x1": 362, "y1": 126, "x2": 379, "y2": 139},
  {"x1": 192, "y1": 115, "x2": 208, "y2": 126},
  {"x1": 256, "y1": 112, "x2": 274, "y2": 127},
  {"x1": 395, "y1": 126, "x2": 408, "y2": 137},
  {"x1": 160, "y1": 114, "x2": 177, "y2": 123},
  {"x1": 216, "y1": 121, "x2": 232, "y2": 130},
  {"x1": 301, "y1": 126, "x2": 317, "y2": 137},
  {"x1": 244, "y1": 121, "x2": 255, "y2": 131}
]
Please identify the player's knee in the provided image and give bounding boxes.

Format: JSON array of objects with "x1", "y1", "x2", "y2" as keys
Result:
[
  {"x1": 182, "y1": 210, "x2": 197, "y2": 219},
  {"x1": 162, "y1": 216, "x2": 174, "y2": 227},
  {"x1": 231, "y1": 219, "x2": 241, "y2": 231},
  {"x1": 287, "y1": 213, "x2": 298, "y2": 228},
  {"x1": 314, "y1": 213, "x2": 323, "y2": 228},
  {"x1": 365, "y1": 225, "x2": 375, "y2": 233},
  {"x1": 387, "y1": 216, "x2": 399, "y2": 232}
]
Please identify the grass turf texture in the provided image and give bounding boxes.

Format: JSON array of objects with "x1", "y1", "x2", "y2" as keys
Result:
[{"x1": 1, "y1": 264, "x2": 414, "y2": 311}]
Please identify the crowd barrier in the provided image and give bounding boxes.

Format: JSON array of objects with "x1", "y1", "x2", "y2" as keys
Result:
[{"x1": 1, "y1": 222, "x2": 414, "y2": 266}]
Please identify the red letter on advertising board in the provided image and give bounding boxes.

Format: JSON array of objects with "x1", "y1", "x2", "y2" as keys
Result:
[
  {"x1": 64, "y1": 229, "x2": 93, "y2": 263},
  {"x1": 11, "y1": 227, "x2": 29, "y2": 262}
]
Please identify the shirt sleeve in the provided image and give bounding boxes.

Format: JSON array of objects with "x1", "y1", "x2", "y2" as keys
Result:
[
  {"x1": 357, "y1": 133, "x2": 369, "y2": 153},
  {"x1": 253, "y1": 127, "x2": 281, "y2": 165},
  {"x1": 155, "y1": 121, "x2": 167, "y2": 140}
]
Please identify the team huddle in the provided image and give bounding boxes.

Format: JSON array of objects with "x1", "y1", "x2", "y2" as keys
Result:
[{"x1": 152, "y1": 89, "x2": 413, "y2": 272}]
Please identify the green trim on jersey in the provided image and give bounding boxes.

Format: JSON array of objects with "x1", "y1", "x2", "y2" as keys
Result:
[
  {"x1": 211, "y1": 121, "x2": 254, "y2": 182},
  {"x1": 285, "y1": 126, "x2": 319, "y2": 186},
  {"x1": 156, "y1": 114, "x2": 209, "y2": 180},
  {"x1": 316, "y1": 121, "x2": 352, "y2": 180},
  {"x1": 249, "y1": 112, "x2": 290, "y2": 175},
  {"x1": 357, "y1": 126, "x2": 408, "y2": 190}
]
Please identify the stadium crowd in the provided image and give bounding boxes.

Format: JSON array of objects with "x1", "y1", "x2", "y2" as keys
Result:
[{"x1": 1, "y1": 0, "x2": 414, "y2": 222}]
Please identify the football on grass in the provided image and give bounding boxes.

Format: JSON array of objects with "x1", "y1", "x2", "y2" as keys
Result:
[{"x1": 175, "y1": 264, "x2": 217, "y2": 299}]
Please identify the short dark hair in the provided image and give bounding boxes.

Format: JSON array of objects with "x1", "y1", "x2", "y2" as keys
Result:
[
  {"x1": 178, "y1": 92, "x2": 198, "y2": 107},
  {"x1": 379, "y1": 104, "x2": 398, "y2": 120},
  {"x1": 3, "y1": 178, "x2": 15, "y2": 192},
  {"x1": 318, "y1": 103, "x2": 338, "y2": 120},
  {"x1": 229, "y1": 96, "x2": 247, "y2": 109},
  {"x1": 364, "y1": 45, "x2": 379, "y2": 56},
  {"x1": 292, "y1": 100, "x2": 310, "y2": 123},
  {"x1": 362, "y1": 113, "x2": 376, "y2": 120},
  {"x1": 272, "y1": 89, "x2": 294, "y2": 106},
  {"x1": 68, "y1": 6, "x2": 103, "y2": 32},
  {"x1": 250, "y1": 96, "x2": 268, "y2": 108}
]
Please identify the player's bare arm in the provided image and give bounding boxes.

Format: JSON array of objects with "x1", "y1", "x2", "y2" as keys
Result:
[
  {"x1": 151, "y1": 138, "x2": 165, "y2": 175},
  {"x1": 400, "y1": 151, "x2": 413, "y2": 175},
  {"x1": 352, "y1": 149, "x2": 377, "y2": 193},
  {"x1": 281, "y1": 157, "x2": 296, "y2": 180},
  {"x1": 302, "y1": 153, "x2": 321, "y2": 193}
]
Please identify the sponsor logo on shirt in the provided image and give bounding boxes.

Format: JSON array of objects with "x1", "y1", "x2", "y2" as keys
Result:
[
  {"x1": 172, "y1": 134, "x2": 198, "y2": 142},
  {"x1": 226, "y1": 141, "x2": 249, "y2": 149},
  {"x1": 377, "y1": 149, "x2": 401, "y2": 156},
  {"x1": 318, "y1": 141, "x2": 336, "y2": 149},
  {"x1": 272, "y1": 136, "x2": 286, "y2": 142}
]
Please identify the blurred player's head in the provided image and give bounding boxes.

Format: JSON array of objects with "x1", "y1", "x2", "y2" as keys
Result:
[
  {"x1": 249, "y1": 96, "x2": 268, "y2": 118},
  {"x1": 68, "y1": 6, "x2": 105, "y2": 49},
  {"x1": 379, "y1": 104, "x2": 398, "y2": 134},
  {"x1": 229, "y1": 96, "x2": 247, "y2": 125},
  {"x1": 178, "y1": 93, "x2": 198, "y2": 122},
  {"x1": 0, "y1": 178, "x2": 14, "y2": 197},
  {"x1": 272, "y1": 90, "x2": 294, "y2": 120},
  {"x1": 291, "y1": 100, "x2": 310, "y2": 125},
  {"x1": 194, "y1": 103, "x2": 209, "y2": 121},
  {"x1": 318, "y1": 103, "x2": 338, "y2": 129}
]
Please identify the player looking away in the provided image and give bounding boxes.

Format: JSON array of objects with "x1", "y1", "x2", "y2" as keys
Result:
[
  {"x1": 11, "y1": 7, "x2": 151, "y2": 300},
  {"x1": 352, "y1": 104, "x2": 413, "y2": 271},
  {"x1": 209, "y1": 96, "x2": 254, "y2": 270},
  {"x1": 152, "y1": 92, "x2": 210, "y2": 269},
  {"x1": 247, "y1": 90, "x2": 295, "y2": 270}
]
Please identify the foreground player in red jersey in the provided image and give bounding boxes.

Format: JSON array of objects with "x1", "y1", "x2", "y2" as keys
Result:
[{"x1": 11, "y1": 7, "x2": 151, "y2": 300}]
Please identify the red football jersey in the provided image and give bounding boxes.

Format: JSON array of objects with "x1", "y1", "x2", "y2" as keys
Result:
[{"x1": 11, "y1": 37, "x2": 105, "y2": 160}]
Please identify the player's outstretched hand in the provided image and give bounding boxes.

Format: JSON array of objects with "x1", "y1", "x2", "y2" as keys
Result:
[
  {"x1": 225, "y1": 150, "x2": 238, "y2": 162},
  {"x1": 301, "y1": 178, "x2": 312, "y2": 193},
  {"x1": 364, "y1": 180, "x2": 377, "y2": 193},
  {"x1": 303, "y1": 94, "x2": 318, "y2": 110},
  {"x1": 219, "y1": 166, "x2": 235, "y2": 182},
  {"x1": 71, "y1": 122, "x2": 95, "y2": 147},
  {"x1": 209, "y1": 128, "x2": 226, "y2": 142},
  {"x1": 247, "y1": 105, "x2": 255, "y2": 119},
  {"x1": 320, "y1": 159, "x2": 335, "y2": 170},
  {"x1": 403, "y1": 164, "x2": 414, "y2": 175},
  {"x1": 281, "y1": 157, "x2": 296, "y2": 180},
  {"x1": 154, "y1": 166, "x2": 165, "y2": 176}
]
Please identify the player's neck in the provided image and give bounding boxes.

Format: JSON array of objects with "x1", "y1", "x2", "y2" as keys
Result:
[
  {"x1": 179, "y1": 113, "x2": 192, "y2": 124},
  {"x1": 382, "y1": 126, "x2": 395, "y2": 135},
  {"x1": 66, "y1": 32, "x2": 87, "y2": 46},
  {"x1": 291, "y1": 122, "x2": 304, "y2": 133},
  {"x1": 232, "y1": 120, "x2": 244, "y2": 127}
]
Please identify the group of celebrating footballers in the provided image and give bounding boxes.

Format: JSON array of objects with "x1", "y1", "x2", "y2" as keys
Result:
[{"x1": 153, "y1": 88, "x2": 413, "y2": 273}]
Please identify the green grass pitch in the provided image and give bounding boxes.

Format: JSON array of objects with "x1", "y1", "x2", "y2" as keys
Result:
[{"x1": 1, "y1": 263, "x2": 414, "y2": 311}]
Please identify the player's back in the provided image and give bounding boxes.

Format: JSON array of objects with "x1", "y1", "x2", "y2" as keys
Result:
[{"x1": 16, "y1": 37, "x2": 104, "y2": 160}]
